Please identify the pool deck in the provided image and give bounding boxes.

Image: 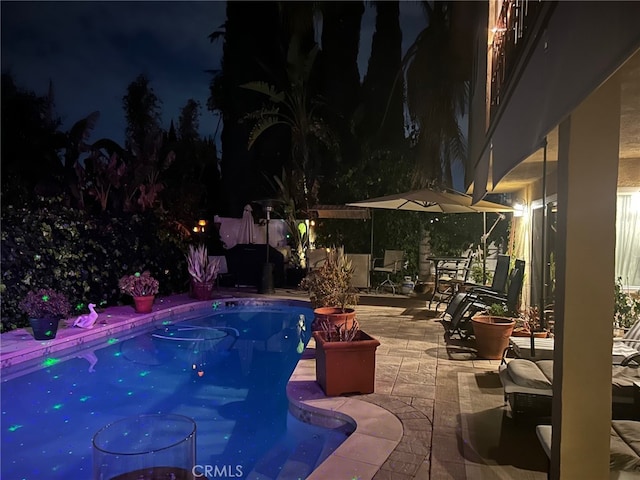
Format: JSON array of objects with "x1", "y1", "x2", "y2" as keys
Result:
[{"x1": 1, "y1": 288, "x2": 547, "y2": 479}]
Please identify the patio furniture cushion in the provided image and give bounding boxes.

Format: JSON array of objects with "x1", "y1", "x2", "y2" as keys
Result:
[
  {"x1": 537, "y1": 421, "x2": 640, "y2": 475},
  {"x1": 611, "y1": 421, "x2": 640, "y2": 472},
  {"x1": 506, "y1": 359, "x2": 553, "y2": 390}
]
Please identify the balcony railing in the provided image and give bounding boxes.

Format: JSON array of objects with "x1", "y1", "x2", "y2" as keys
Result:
[{"x1": 490, "y1": 0, "x2": 547, "y2": 116}]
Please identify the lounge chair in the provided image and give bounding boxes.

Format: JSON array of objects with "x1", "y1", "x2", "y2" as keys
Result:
[
  {"x1": 508, "y1": 319, "x2": 640, "y2": 365},
  {"x1": 498, "y1": 358, "x2": 640, "y2": 421},
  {"x1": 536, "y1": 421, "x2": 640, "y2": 479},
  {"x1": 464, "y1": 253, "x2": 512, "y2": 297},
  {"x1": 446, "y1": 263, "x2": 525, "y2": 339}
]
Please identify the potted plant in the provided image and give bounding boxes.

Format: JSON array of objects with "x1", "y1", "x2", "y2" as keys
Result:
[
  {"x1": 118, "y1": 271, "x2": 159, "y2": 313},
  {"x1": 299, "y1": 246, "x2": 359, "y2": 331},
  {"x1": 19, "y1": 288, "x2": 71, "y2": 340},
  {"x1": 471, "y1": 303, "x2": 516, "y2": 359},
  {"x1": 186, "y1": 244, "x2": 221, "y2": 300},
  {"x1": 512, "y1": 305, "x2": 550, "y2": 338},
  {"x1": 312, "y1": 317, "x2": 381, "y2": 396}
]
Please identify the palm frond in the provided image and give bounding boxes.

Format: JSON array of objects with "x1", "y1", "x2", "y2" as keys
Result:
[
  {"x1": 243, "y1": 107, "x2": 281, "y2": 121},
  {"x1": 240, "y1": 82, "x2": 285, "y2": 103},
  {"x1": 247, "y1": 117, "x2": 286, "y2": 150}
]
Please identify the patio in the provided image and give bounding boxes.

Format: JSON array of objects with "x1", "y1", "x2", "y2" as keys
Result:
[{"x1": 0, "y1": 287, "x2": 549, "y2": 479}]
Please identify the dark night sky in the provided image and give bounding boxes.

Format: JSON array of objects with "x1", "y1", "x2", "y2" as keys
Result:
[{"x1": 1, "y1": 1, "x2": 425, "y2": 148}]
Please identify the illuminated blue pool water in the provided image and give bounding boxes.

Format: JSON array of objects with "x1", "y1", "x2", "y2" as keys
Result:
[{"x1": 1, "y1": 302, "x2": 352, "y2": 479}]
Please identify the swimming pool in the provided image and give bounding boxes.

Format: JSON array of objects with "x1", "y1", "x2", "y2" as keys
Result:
[{"x1": 1, "y1": 301, "x2": 353, "y2": 479}]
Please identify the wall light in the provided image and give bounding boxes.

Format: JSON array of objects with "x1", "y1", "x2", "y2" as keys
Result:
[{"x1": 513, "y1": 203, "x2": 525, "y2": 218}]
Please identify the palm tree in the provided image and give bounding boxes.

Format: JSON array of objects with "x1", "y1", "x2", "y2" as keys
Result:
[
  {"x1": 241, "y1": 35, "x2": 339, "y2": 214},
  {"x1": 403, "y1": 1, "x2": 469, "y2": 189}
]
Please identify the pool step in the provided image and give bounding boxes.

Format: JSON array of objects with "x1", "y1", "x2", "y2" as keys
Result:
[
  {"x1": 245, "y1": 437, "x2": 325, "y2": 480},
  {"x1": 275, "y1": 437, "x2": 324, "y2": 480}
]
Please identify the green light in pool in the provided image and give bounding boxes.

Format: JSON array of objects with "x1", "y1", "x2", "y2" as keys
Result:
[
  {"x1": 42, "y1": 358, "x2": 60, "y2": 367},
  {"x1": 53, "y1": 404, "x2": 63, "y2": 410},
  {"x1": 107, "y1": 338, "x2": 118, "y2": 345},
  {"x1": 139, "y1": 371, "x2": 150, "y2": 377},
  {"x1": 8, "y1": 424, "x2": 22, "y2": 432},
  {"x1": 79, "y1": 396, "x2": 90, "y2": 402}
]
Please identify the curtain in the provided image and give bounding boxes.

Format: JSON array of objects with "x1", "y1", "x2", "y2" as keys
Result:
[{"x1": 615, "y1": 194, "x2": 640, "y2": 287}]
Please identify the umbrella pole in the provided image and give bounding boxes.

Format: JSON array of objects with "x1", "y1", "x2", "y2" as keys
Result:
[
  {"x1": 370, "y1": 210, "x2": 374, "y2": 259},
  {"x1": 259, "y1": 206, "x2": 274, "y2": 294},
  {"x1": 483, "y1": 212, "x2": 487, "y2": 284}
]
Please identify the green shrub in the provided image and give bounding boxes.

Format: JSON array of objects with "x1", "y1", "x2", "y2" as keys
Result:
[{"x1": 1, "y1": 198, "x2": 190, "y2": 331}]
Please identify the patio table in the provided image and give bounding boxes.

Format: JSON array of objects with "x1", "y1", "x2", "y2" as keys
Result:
[{"x1": 427, "y1": 256, "x2": 470, "y2": 309}]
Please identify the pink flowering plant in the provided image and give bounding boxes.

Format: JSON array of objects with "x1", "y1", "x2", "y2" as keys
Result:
[
  {"x1": 118, "y1": 271, "x2": 159, "y2": 297},
  {"x1": 19, "y1": 288, "x2": 71, "y2": 319}
]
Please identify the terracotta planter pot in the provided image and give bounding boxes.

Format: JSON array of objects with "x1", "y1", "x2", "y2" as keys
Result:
[
  {"x1": 191, "y1": 280, "x2": 215, "y2": 300},
  {"x1": 29, "y1": 317, "x2": 60, "y2": 340},
  {"x1": 471, "y1": 315, "x2": 515, "y2": 360},
  {"x1": 313, "y1": 330, "x2": 380, "y2": 396},
  {"x1": 312, "y1": 307, "x2": 356, "y2": 331},
  {"x1": 133, "y1": 295, "x2": 155, "y2": 314}
]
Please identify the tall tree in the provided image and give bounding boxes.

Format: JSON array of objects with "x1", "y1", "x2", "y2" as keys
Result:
[
  {"x1": 178, "y1": 99, "x2": 200, "y2": 143},
  {"x1": 121, "y1": 75, "x2": 173, "y2": 212},
  {"x1": 122, "y1": 74, "x2": 162, "y2": 154},
  {"x1": 241, "y1": 36, "x2": 339, "y2": 214},
  {"x1": 403, "y1": 1, "x2": 470, "y2": 189},
  {"x1": 315, "y1": 1, "x2": 365, "y2": 181},
  {"x1": 1, "y1": 74, "x2": 61, "y2": 204},
  {"x1": 358, "y1": 1, "x2": 405, "y2": 150},
  {"x1": 210, "y1": 1, "x2": 285, "y2": 217}
]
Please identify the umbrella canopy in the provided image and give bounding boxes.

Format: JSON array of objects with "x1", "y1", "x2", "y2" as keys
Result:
[
  {"x1": 237, "y1": 204, "x2": 255, "y2": 244},
  {"x1": 347, "y1": 188, "x2": 514, "y2": 283},
  {"x1": 346, "y1": 189, "x2": 513, "y2": 213}
]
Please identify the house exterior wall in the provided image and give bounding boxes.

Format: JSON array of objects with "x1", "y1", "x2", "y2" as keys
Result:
[{"x1": 467, "y1": 2, "x2": 640, "y2": 478}]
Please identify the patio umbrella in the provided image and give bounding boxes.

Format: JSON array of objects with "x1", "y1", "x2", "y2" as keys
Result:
[
  {"x1": 237, "y1": 204, "x2": 255, "y2": 245},
  {"x1": 346, "y1": 188, "x2": 512, "y2": 214},
  {"x1": 347, "y1": 188, "x2": 514, "y2": 281}
]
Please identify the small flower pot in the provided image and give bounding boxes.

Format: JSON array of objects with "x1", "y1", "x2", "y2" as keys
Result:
[
  {"x1": 191, "y1": 280, "x2": 215, "y2": 300},
  {"x1": 133, "y1": 295, "x2": 155, "y2": 314},
  {"x1": 29, "y1": 317, "x2": 60, "y2": 340}
]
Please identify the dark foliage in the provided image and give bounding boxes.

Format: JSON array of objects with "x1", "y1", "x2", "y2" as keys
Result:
[{"x1": 1, "y1": 198, "x2": 190, "y2": 331}]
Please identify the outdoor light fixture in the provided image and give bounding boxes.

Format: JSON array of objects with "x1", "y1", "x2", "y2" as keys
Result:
[
  {"x1": 513, "y1": 203, "x2": 525, "y2": 218},
  {"x1": 194, "y1": 219, "x2": 207, "y2": 233}
]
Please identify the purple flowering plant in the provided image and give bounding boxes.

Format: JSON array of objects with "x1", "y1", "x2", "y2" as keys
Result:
[
  {"x1": 118, "y1": 271, "x2": 159, "y2": 297},
  {"x1": 19, "y1": 288, "x2": 71, "y2": 319}
]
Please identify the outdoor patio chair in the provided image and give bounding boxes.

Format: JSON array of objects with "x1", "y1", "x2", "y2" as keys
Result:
[
  {"x1": 498, "y1": 359, "x2": 640, "y2": 421},
  {"x1": 446, "y1": 262, "x2": 525, "y2": 339},
  {"x1": 440, "y1": 254, "x2": 512, "y2": 321},
  {"x1": 507, "y1": 319, "x2": 640, "y2": 365},
  {"x1": 372, "y1": 250, "x2": 405, "y2": 294},
  {"x1": 536, "y1": 421, "x2": 640, "y2": 479},
  {"x1": 429, "y1": 251, "x2": 475, "y2": 309},
  {"x1": 465, "y1": 254, "x2": 511, "y2": 296}
]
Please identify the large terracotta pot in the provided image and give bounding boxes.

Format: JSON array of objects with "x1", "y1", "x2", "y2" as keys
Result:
[
  {"x1": 471, "y1": 315, "x2": 515, "y2": 360},
  {"x1": 313, "y1": 330, "x2": 380, "y2": 396},
  {"x1": 191, "y1": 280, "x2": 215, "y2": 300},
  {"x1": 312, "y1": 307, "x2": 357, "y2": 331},
  {"x1": 133, "y1": 295, "x2": 155, "y2": 314},
  {"x1": 29, "y1": 317, "x2": 60, "y2": 340}
]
